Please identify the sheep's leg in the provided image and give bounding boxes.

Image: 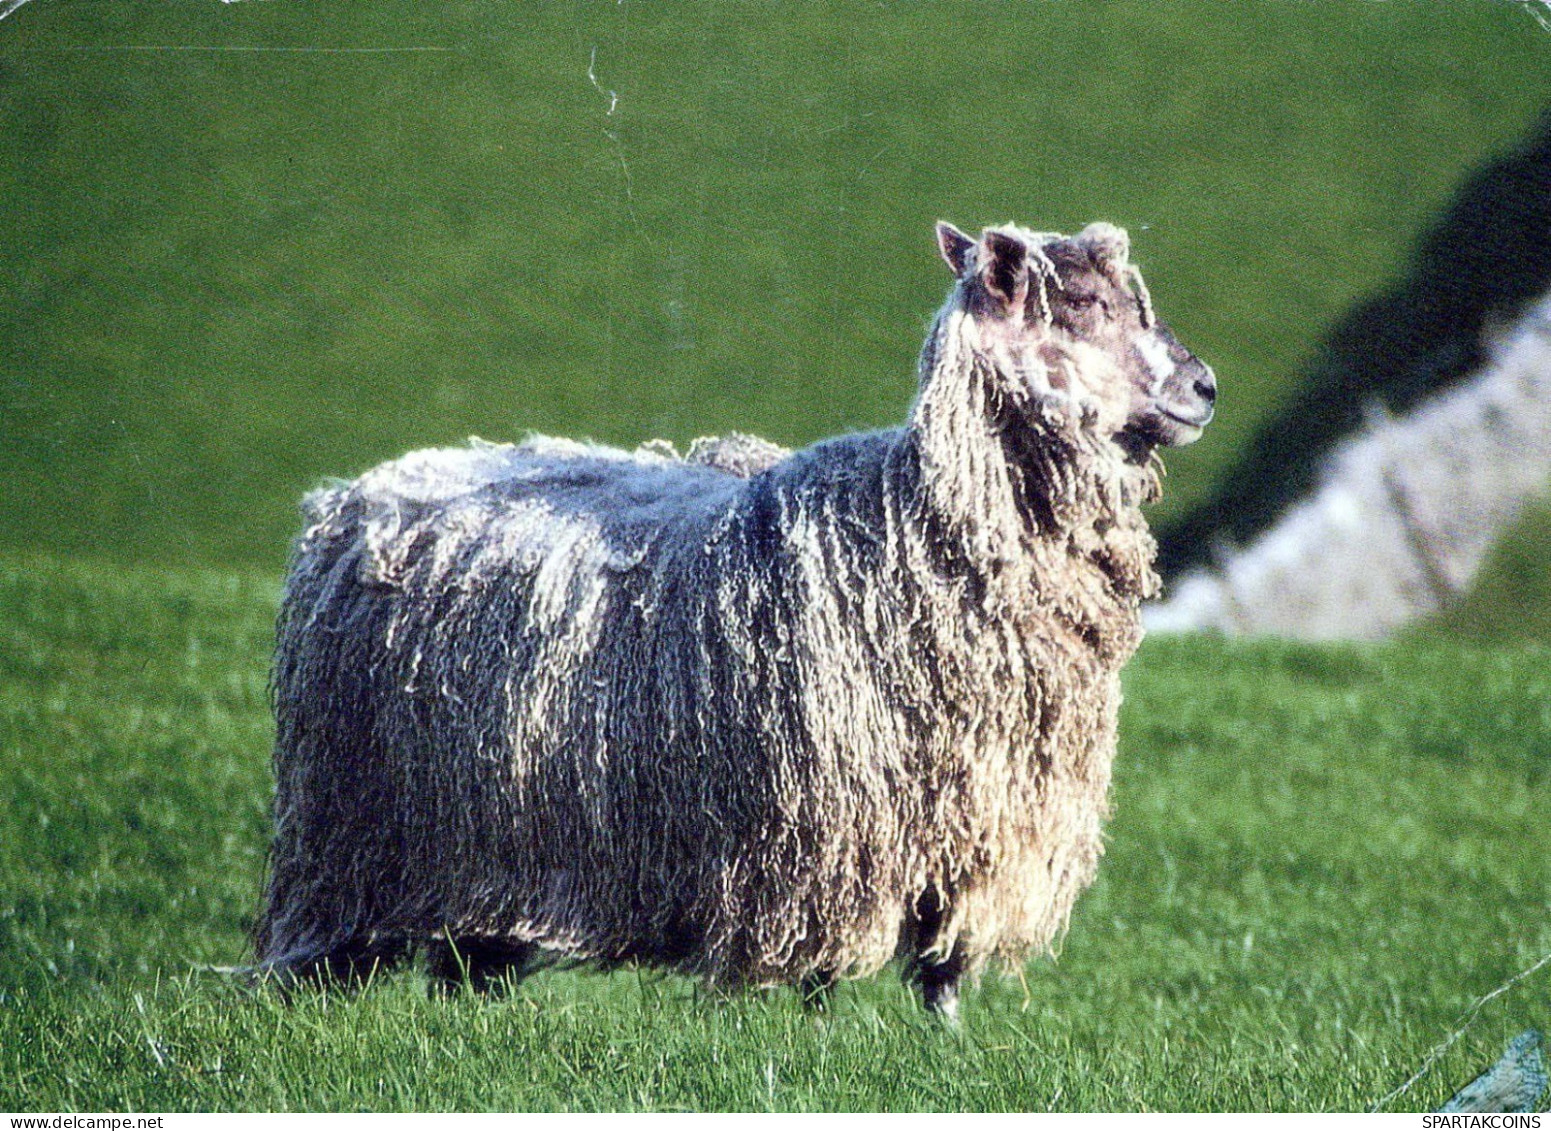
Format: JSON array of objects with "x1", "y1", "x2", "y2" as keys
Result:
[
  {"x1": 426, "y1": 935, "x2": 536, "y2": 996},
  {"x1": 798, "y1": 969, "x2": 838, "y2": 1012},
  {"x1": 269, "y1": 936, "x2": 410, "y2": 993},
  {"x1": 909, "y1": 887, "x2": 966, "y2": 1020},
  {"x1": 915, "y1": 948, "x2": 966, "y2": 1021}
]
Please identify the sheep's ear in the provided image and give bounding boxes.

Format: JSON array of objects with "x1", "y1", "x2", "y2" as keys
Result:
[
  {"x1": 936, "y1": 221, "x2": 975, "y2": 276},
  {"x1": 1080, "y1": 222, "x2": 1130, "y2": 278},
  {"x1": 980, "y1": 228, "x2": 1030, "y2": 312}
]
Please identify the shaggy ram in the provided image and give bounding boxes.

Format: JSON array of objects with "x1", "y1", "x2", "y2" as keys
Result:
[{"x1": 253, "y1": 220, "x2": 1216, "y2": 1016}]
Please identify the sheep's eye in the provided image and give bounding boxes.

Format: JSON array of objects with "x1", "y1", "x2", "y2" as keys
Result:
[{"x1": 1067, "y1": 292, "x2": 1104, "y2": 311}]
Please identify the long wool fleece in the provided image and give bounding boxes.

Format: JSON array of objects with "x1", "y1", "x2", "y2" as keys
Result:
[{"x1": 254, "y1": 296, "x2": 1162, "y2": 989}]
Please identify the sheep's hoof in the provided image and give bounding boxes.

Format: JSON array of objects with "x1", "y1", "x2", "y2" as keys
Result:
[
  {"x1": 261, "y1": 937, "x2": 410, "y2": 997},
  {"x1": 921, "y1": 980, "x2": 961, "y2": 1026},
  {"x1": 426, "y1": 936, "x2": 535, "y2": 997},
  {"x1": 798, "y1": 970, "x2": 837, "y2": 1012},
  {"x1": 911, "y1": 937, "x2": 965, "y2": 1024}
]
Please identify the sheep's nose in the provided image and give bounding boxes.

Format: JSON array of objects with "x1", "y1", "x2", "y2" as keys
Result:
[{"x1": 1194, "y1": 370, "x2": 1217, "y2": 405}]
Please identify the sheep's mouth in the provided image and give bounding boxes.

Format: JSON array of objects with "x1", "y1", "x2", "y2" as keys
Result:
[
  {"x1": 1125, "y1": 404, "x2": 1212, "y2": 447},
  {"x1": 1160, "y1": 403, "x2": 1213, "y2": 432}
]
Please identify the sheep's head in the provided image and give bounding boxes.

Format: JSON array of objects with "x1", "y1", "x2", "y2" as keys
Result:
[{"x1": 936, "y1": 220, "x2": 1216, "y2": 449}]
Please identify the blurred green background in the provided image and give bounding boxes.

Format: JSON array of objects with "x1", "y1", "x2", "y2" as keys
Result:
[{"x1": 4, "y1": 0, "x2": 1550, "y2": 574}]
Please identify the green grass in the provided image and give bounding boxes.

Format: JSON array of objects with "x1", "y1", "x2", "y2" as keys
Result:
[
  {"x1": 1424, "y1": 495, "x2": 1551, "y2": 646},
  {"x1": 3, "y1": 0, "x2": 1550, "y2": 572},
  {"x1": 2, "y1": 553, "x2": 1547, "y2": 1111},
  {"x1": 4, "y1": 1, "x2": 1549, "y2": 1109}
]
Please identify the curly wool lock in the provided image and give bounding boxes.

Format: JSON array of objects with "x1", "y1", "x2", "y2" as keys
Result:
[{"x1": 253, "y1": 220, "x2": 1216, "y2": 1013}]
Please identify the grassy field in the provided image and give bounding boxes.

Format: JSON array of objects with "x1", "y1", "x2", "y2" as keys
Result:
[
  {"x1": 3, "y1": 0, "x2": 1550, "y2": 572},
  {"x1": 4, "y1": 0, "x2": 1551, "y2": 1112},
  {"x1": 1, "y1": 553, "x2": 1546, "y2": 1111}
]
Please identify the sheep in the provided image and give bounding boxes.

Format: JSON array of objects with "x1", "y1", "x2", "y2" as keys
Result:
[{"x1": 252, "y1": 220, "x2": 1217, "y2": 1016}]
